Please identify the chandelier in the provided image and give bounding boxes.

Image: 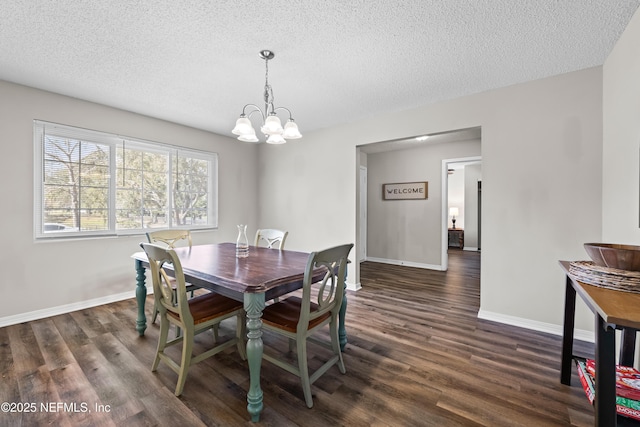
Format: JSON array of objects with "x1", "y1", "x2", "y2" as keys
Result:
[{"x1": 232, "y1": 50, "x2": 302, "y2": 144}]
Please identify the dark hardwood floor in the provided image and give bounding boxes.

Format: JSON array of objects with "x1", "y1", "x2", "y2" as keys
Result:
[{"x1": 0, "y1": 249, "x2": 612, "y2": 426}]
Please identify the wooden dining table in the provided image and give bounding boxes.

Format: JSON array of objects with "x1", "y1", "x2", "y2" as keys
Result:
[{"x1": 131, "y1": 242, "x2": 349, "y2": 422}]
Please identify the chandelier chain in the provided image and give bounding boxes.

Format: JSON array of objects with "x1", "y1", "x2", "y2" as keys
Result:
[{"x1": 263, "y1": 57, "x2": 273, "y2": 113}]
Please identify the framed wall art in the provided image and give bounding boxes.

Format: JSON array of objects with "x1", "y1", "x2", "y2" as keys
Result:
[{"x1": 382, "y1": 182, "x2": 428, "y2": 200}]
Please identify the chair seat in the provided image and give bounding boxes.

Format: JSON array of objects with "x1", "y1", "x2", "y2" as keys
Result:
[
  {"x1": 262, "y1": 296, "x2": 330, "y2": 333},
  {"x1": 167, "y1": 293, "x2": 243, "y2": 325},
  {"x1": 167, "y1": 276, "x2": 197, "y2": 290}
]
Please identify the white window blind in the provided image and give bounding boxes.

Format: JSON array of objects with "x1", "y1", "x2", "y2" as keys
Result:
[{"x1": 34, "y1": 120, "x2": 218, "y2": 239}]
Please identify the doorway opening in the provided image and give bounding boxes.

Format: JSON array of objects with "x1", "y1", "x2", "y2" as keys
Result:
[
  {"x1": 355, "y1": 127, "x2": 482, "y2": 286},
  {"x1": 442, "y1": 156, "x2": 482, "y2": 270}
]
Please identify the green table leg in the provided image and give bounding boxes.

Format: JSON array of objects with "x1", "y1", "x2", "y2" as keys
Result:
[
  {"x1": 338, "y1": 267, "x2": 349, "y2": 351},
  {"x1": 135, "y1": 259, "x2": 147, "y2": 336},
  {"x1": 339, "y1": 284, "x2": 348, "y2": 351},
  {"x1": 244, "y1": 293, "x2": 265, "y2": 422}
]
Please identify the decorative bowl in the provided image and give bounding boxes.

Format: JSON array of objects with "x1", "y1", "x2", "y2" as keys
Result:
[{"x1": 584, "y1": 243, "x2": 640, "y2": 271}]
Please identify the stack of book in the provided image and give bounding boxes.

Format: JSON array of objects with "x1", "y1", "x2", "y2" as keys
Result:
[{"x1": 576, "y1": 358, "x2": 640, "y2": 421}]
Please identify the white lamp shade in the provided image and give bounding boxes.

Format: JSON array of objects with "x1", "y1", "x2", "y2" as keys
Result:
[
  {"x1": 282, "y1": 120, "x2": 302, "y2": 139},
  {"x1": 232, "y1": 117, "x2": 254, "y2": 136},
  {"x1": 261, "y1": 115, "x2": 283, "y2": 135},
  {"x1": 266, "y1": 134, "x2": 286, "y2": 144},
  {"x1": 449, "y1": 207, "x2": 459, "y2": 216},
  {"x1": 238, "y1": 132, "x2": 259, "y2": 142}
]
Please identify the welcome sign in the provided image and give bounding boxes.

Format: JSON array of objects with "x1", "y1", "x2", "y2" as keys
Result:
[{"x1": 383, "y1": 182, "x2": 428, "y2": 200}]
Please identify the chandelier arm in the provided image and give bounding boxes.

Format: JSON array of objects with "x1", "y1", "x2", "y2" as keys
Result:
[
  {"x1": 272, "y1": 107, "x2": 294, "y2": 120},
  {"x1": 241, "y1": 104, "x2": 266, "y2": 121}
]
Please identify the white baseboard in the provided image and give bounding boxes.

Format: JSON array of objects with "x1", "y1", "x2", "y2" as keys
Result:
[
  {"x1": 366, "y1": 257, "x2": 445, "y2": 271},
  {"x1": 0, "y1": 288, "x2": 148, "y2": 328},
  {"x1": 477, "y1": 309, "x2": 594, "y2": 343},
  {"x1": 463, "y1": 246, "x2": 479, "y2": 251},
  {"x1": 346, "y1": 281, "x2": 362, "y2": 291}
]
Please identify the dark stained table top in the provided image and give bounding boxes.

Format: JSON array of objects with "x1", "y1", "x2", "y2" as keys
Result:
[{"x1": 134, "y1": 242, "x2": 323, "y2": 301}]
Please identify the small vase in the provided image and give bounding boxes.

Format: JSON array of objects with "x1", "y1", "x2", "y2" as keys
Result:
[{"x1": 236, "y1": 224, "x2": 249, "y2": 258}]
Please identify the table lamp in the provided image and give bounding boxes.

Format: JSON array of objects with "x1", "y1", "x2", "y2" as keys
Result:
[{"x1": 449, "y1": 207, "x2": 459, "y2": 229}]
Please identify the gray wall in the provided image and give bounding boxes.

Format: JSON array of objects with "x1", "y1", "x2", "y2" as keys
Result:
[
  {"x1": 366, "y1": 139, "x2": 481, "y2": 268},
  {"x1": 258, "y1": 65, "x2": 603, "y2": 335},
  {"x1": 0, "y1": 81, "x2": 259, "y2": 321},
  {"x1": 603, "y1": 7, "x2": 640, "y2": 244}
]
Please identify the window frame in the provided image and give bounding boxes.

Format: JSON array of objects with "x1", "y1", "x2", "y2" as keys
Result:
[{"x1": 34, "y1": 120, "x2": 218, "y2": 239}]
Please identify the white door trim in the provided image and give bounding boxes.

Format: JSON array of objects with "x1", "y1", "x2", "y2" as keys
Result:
[{"x1": 359, "y1": 165, "x2": 367, "y2": 262}]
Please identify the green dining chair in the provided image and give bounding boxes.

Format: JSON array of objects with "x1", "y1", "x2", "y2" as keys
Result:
[
  {"x1": 146, "y1": 229, "x2": 199, "y2": 325},
  {"x1": 260, "y1": 243, "x2": 353, "y2": 408},
  {"x1": 254, "y1": 228, "x2": 288, "y2": 249},
  {"x1": 140, "y1": 242, "x2": 246, "y2": 396},
  {"x1": 255, "y1": 228, "x2": 289, "y2": 304}
]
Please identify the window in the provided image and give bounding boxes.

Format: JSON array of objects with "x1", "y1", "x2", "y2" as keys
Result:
[{"x1": 34, "y1": 121, "x2": 217, "y2": 238}]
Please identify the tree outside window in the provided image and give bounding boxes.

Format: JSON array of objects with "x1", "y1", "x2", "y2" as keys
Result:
[{"x1": 35, "y1": 121, "x2": 217, "y2": 238}]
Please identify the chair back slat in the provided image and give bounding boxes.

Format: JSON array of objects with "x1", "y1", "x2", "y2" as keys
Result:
[
  {"x1": 300, "y1": 244, "x2": 353, "y2": 330},
  {"x1": 146, "y1": 229, "x2": 192, "y2": 249},
  {"x1": 254, "y1": 228, "x2": 288, "y2": 249},
  {"x1": 140, "y1": 242, "x2": 193, "y2": 324}
]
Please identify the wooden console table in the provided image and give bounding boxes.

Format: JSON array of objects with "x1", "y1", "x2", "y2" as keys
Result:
[{"x1": 559, "y1": 261, "x2": 640, "y2": 426}]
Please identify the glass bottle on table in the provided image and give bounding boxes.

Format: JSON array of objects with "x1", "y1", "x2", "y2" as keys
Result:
[{"x1": 236, "y1": 224, "x2": 249, "y2": 258}]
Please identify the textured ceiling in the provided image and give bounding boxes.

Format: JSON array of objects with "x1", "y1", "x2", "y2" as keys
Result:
[{"x1": 1, "y1": 1, "x2": 638, "y2": 139}]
